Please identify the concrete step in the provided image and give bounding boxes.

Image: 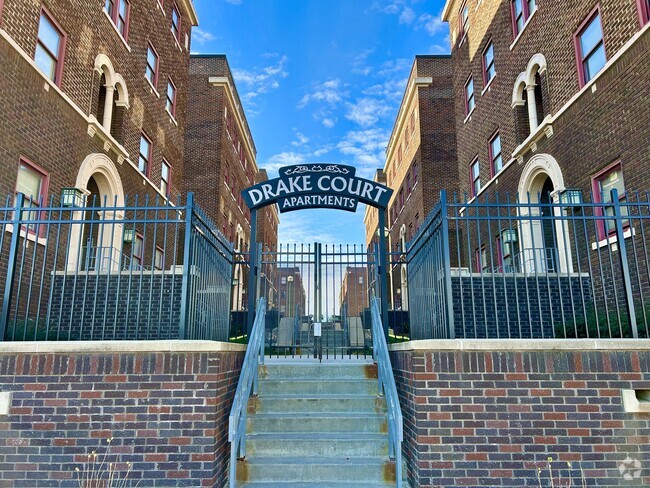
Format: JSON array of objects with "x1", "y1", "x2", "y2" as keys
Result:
[
  {"x1": 247, "y1": 412, "x2": 386, "y2": 434},
  {"x1": 258, "y1": 378, "x2": 378, "y2": 395},
  {"x1": 244, "y1": 432, "x2": 389, "y2": 457},
  {"x1": 260, "y1": 363, "x2": 377, "y2": 380},
  {"x1": 236, "y1": 456, "x2": 395, "y2": 483},
  {"x1": 248, "y1": 393, "x2": 386, "y2": 414}
]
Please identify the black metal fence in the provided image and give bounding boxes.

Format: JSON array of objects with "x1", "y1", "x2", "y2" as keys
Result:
[
  {"x1": 0, "y1": 192, "x2": 234, "y2": 342},
  {"x1": 407, "y1": 189, "x2": 650, "y2": 340}
]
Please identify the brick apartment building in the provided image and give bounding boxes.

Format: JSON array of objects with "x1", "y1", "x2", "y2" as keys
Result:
[
  {"x1": 185, "y1": 54, "x2": 279, "y2": 309},
  {"x1": 443, "y1": 0, "x2": 649, "y2": 271},
  {"x1": 277, "y1": 266, "x2": 307, "y2": 317},
  {"x1": 339, "y1": 266, "x2": 368, "y2": 317},
  {"x1": 364, "y1": 55, "x2": 458, "y2": 310}
]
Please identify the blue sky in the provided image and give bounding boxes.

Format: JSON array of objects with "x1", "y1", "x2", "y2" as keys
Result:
[{"x1": 191, "y1": 0, "x2": 450, "y2": 245}]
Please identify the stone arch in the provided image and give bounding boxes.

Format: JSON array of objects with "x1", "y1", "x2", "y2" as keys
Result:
[
  {"x1": 517, "y1": 154, "x2": 571, "y2": 273},
  {"x1": 512, "y1": 72, "x2": 528, "y2": 107},
  {"x1": 525, "y1": 53, "x2": 547, "y2": 86},
  {"x1": 113, "y1": 74, "x2": 130, "y2": 108},
  {"x1": 67, "y1": 154, "x2": 125, "y2": 271},
  {"x1": 94, "y1": 54, "x2": 115, "y2": 86}
]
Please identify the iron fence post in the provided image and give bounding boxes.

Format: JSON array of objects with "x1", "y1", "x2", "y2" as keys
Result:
[
  {"x1": 246, "y1": 209, "x2": 258, "y2": 338},
  {"x1": 612, "y1": 188, "x2": 638, "y2": 338},
  {"x1": 0, "y1": 193, "x2": 24, "y2": 341},
  {"x1": 179, "y1": 192, "x2": 194, "y2": 340},
  {"x1": 440, "y1": 190, "x2": 455, "y2": 339},
  {"x1": 378, "y1": 207, "x2": 390, "y2": 339}
]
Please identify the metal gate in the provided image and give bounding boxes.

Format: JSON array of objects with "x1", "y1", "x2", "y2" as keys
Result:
[{"x1": 256, "y1": 243, "x2": 376, "y2": 359}]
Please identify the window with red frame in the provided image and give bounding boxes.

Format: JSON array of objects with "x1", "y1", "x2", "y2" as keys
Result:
[
  {"x1": 470, "y1": 159, "x2": 481, "y2": 197},
  {"x1": 489, "y1": 132, "x2": 503, "y2": 177},
  {"x1": 482, "y1": 42, "x2": 495, "y2": 86},
  {"x1": 410, "y1": 111, "x2": 415, "y2": 135},
  {"x1": 475, "y1": 246, "x2": 488, "y2": 272},
  {"x1": 459, "y1": 1, "x2": 469, "y2": 38},
  {"x1": 138, "y1": 133, "x2": 152, "y2": 176},
  {"x1": 638, "y1": 0, "x2": 650, "y2": 25},
  {"x1": 133, "y1": 234, "x2": 144, "y2": 268},
  {"x1": 145, "y1": 44, "x2": 159, "y2": 87},
  {"x1": 154, "y1": 246, "x2": 164, "y2": 270},
  {"x1": 171, "y1": 4, "x2": 181, "y2": 41},
  {"x1": 413, "y1": 164, "x2": 418, "y2": 185},
  {"x1": 15, "y1": 159, "x2": 49, "y2": 234},
  {"x1": 575, "y1": 9, "x2": 606, "y2": 87},
  {"x1": 161, "y1": 160, "x2": 171, "y2": 197},
  {"x1": 407, "y1": 174, "x2": 412, "y2": 194},
  {"x1": 511, "y1": 0, "x2": 536, "y2": 37},
  {"x1": 464, "y1": 76, "x2": 475, "y2": 115},
  {"x1": 398, "y1": 144, "x2": 403, "y2": 166},
  {"x1": 105, "y1": 0, "x2": 129, "y2": 40},
  {"x1": 34, "y1": 9, "x2": 66, "y2": 86},
  {"x1": 166, "y1": 79, "x2": 177, "y2": 116},
  {"x1": 593, "y1": 163, "x2": 627, "y2": 239},
  {"x1": 399, "y1": 188, "x2": 404, "y2": 209}
]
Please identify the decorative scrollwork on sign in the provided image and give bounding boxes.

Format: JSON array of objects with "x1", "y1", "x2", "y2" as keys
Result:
[{"x1": 284, "y1": 164, "x2": 350, "y2": 175}]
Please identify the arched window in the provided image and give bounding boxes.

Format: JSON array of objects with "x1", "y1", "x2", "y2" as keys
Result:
[
  {"x1": 512, "y1": 53, "x2": 548, "y2": 142},
  {"x1": 93, "y1": 55, "x2": 129, "y2": 143}
]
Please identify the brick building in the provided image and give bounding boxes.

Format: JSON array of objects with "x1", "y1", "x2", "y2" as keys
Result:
[
  {"x1": 277, "y1": 266, "x2": 307, "y2": 317},
  {"x1": 339, "y1": 266, "x2": 368, "y2": 317},
  {"x1": 443, "y1": 0, "x2": 649, "y2": 271},
  {"x1": 184, "y1": 54, "x2": 279, "y2": 310},
  {"x1": 364, "y1": 55, "x2": 458, "y2": 310}
]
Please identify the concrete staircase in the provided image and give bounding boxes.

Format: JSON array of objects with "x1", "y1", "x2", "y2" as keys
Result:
[{"x1": 235, "y1": 362, "x2": 397, "y2": 487}]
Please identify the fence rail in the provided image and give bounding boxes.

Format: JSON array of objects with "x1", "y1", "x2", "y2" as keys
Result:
[
  {"x1": 407, "y1": 189, "x2": 650, "y2": 340},
  {"x1": 0, "y1": 192, "x2": 233, "y2": 342}
]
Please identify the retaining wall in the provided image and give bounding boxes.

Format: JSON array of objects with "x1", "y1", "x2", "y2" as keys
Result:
[{"x1": 0, "y1": 341, "x2": 246, "y2": 487}]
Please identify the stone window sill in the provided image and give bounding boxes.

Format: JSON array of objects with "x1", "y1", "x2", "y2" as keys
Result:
[
  {"x1": 102, "y1": 10, "x2": 132, "y2": 52},
  {"x1": 591, "y1": 228, "x2": 635, "y2": 251},
  {"x1": 509, "y1": 8, "x2": 537, "y2": 51},
  {"x1": 145, "y1": 77, "x2": 161, "y2": 98},
  {"x1": 463, "y1": 106, "x2": 476, "y2": 125},
  {"x1": 4, "y1": 223, "x2": 47, "y2": 246},
  {"x1": 481, "y1": 76, "x2": 496, "y2": 96}
]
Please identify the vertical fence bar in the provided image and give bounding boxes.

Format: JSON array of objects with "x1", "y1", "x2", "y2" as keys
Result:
[
  {"x1": 0, "y1": 193, "x2": 24, "y2": 341},
  {"x1": 612, "y1": 188, "x2": 638, "y2": 338},
  {"x1": 440, "y1": 190, "x2": 455, "y2": 339},
  {"x1": 378, "y1": 207, "x2": 389, "y2": 339},
  {"x1": 246, "y1": 209, "x2": 258, "y2": 338},
  {"x1": 179, "y1": 192, "x2": 194, "y2": 340}
]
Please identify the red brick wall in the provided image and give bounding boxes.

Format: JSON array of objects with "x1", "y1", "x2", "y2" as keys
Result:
[
  {"x1": 0, "y1": 346, "x2": 244, "y2": 487},
  {"x1": 391, "y1": 344, "x2": 650, "y2": 487}
]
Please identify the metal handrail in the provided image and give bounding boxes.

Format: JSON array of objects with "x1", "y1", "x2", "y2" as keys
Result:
[
  {"x1": 228, "y1": 297, "x2": 267, "y2": 488},
  {"x1": 371, "y1": 296, "x2": 403, "y2": 487}
]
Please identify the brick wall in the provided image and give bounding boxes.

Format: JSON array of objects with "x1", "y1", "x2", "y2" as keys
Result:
[
  {"x1": 0, "y1": 342, "x2": 245, "y2": 487},
  {"x1": 390, "y1": 341, "x2": 650, "y2": 487}
]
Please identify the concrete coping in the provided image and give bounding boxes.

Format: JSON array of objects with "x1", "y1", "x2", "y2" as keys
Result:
[
  {"x1": 388, "y1": 338, "x2": 650, "y2": 352},
  {"x1": 0, "y1": 340, "x2": 248, "y2": 354}
]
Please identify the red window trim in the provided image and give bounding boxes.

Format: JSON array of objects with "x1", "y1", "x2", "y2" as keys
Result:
[
  {"x1": 105, "y1": 0, "x2": 130, "y2": 41},
  {"x1": 146, "y1": 43, "x2": 160, "y2": 87},
  {"x1": 488, "y1": 130, "x2": 501, "y2": 178},
  {"x1": 16, "y1": 157, "x2": 50, "y2": 237},
  {"x1": 154, "y1": 246, "x2": 165, "y2": 270},
  {"x1": 496, "y1": 236, "x2": 503, "y2": 269},
  {"x1": 464, "y1": 75, "x2": 474, "y2": 116},
  {"x1": 481, "y1": 40, "x2": 495, "y2": 86},
  {"x1": 591, "y1": 161, "x2": 626, "y2": 240},
  {"x1": 161, "y1": 159, "x2": 171, "y2": 197},
  {"x1": 469, "y1": 158, "x2": 480, "y2": 198},
  {"x1": 0, "y1": 0, "x2": 5, "y2": 24},
  {"x1": 458, "y1": 0, "x2": 469, "y2": 40},
  {"x1": 636, "y1": 0, "x2": 650, "y2": 26},
  {"x1": 166, "y1": 77, "x2": 177, "y2": 116},
  {"x1": 36, "y1": 7, "x2": 67, "y2": 87},
  {"x1": 510, "y1": 0, "x2": 534, "y2": 38},
  {"x1": 171, "y1": 3, "x2": 182, "y2": 42},
  {"x1": 573, "y1": 5, "x2": 606, "y2": 88},
  {"x1": 139, "y1": 132, "x2": 153, "y2": 178}
]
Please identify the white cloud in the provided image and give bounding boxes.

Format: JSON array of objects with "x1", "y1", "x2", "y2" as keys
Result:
[
  {"x1": 345, "y1": 98, "x2": 391, "y2": 127},
  {"x1": 351, "y1": 49, "x2": 374, "y2": 75},
  {"x1": 418, "y1": 13, "x2": 444, "y2": 35},
  {"x1": 322, "y1": 118, "x2": 336, "y2": 128},
  {"x1": 232, "y1": 56, "x2": 288, "y2": 111},
  {"x1": 224, "y1": 0, "x2": 241, "y2": 4},
  {"x1": 362, "y1": 78, "x2": 407, "y2": 102},
  {"x1": 336, "y1": 128, "x2": 390, "y2": 177},
  {"x1": 265, "y1": 152, "x2": 306, "y2": 173},
  {"x1": 298, "y1": 79, "x2": 344, "y2": 108},
  {"x1": 377, "y1": 58, "x2": 412, "y2": 77},
  {"x1": 382, "y1": 3, "x2": 400, "y2": 14},
  {"x1": 399, "y1": 7, "x2": 416, "y2": 24},
  {"x1": 291, "y1": 132, "x2": 310, "y2": 147},
  {"x1": 192, "y1": 28, "x2": 216, "y2": 45}
]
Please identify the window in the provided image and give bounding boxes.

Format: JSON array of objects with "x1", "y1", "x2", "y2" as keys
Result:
[
  {"x1": 161, "y1": 160, "x2": 171, "y2": 196},
  {"x1": 145, "y1": 45, "x2": 159, "y2": 87},
  {"x1": 489, "y1": 132, "x2": 503, "y2": 177},
  {"x1": 511, "y1": 0, "x2": 536, "y2": 37},
  {"x1": 413, "y1": 164, "x2": 418, "y2": 186},
  {"x1": 482, "y1": 42, "x2": 495, "y2": 86},
  {"x1": 407, "y1": 174, "x2": 412, "y2": 194},
  {"x1": 166, "y1": 79, "x2": 177, "y2": 116},
  {"x1": 475, "y1": 247, "x2": 488, "y2": 272},
  {"x1": 133, "y1": 234, "x2": 144, "y2": 268},
  {"x1": 464, "y1": 77, "x2": 475, "y2": 115},
  {"x1": 459, "y1": 1, "x2": 469, "y2": 38},
  {"x1": 639, "y1": 0, "x2": 650, "y2": 25},
  {"x1": 15, "y1": 159, "x2": 49, "y2": 233},
  {"x1": 399, "y1": 188, "x2": 404, "y2": 209},
  {"x1": 154, "y1": 247, "x2": 164, "y2": 270},
  {"x1": 410, "y1": 111, "x2": 416, "y2": 135},
  {"x1": 35, "y1": 10, "x2": 65, "y2": 86},
  {"x1": 593, "y1": 163, "x2": 627, "y2": 238},
  {"x1": 171, "y1": 4, "x2": 181, "y2": 42},
  {"x1": 575, "y1": 9, "x2": 606, "y2": 87},
  {"x1": 470, "y1": 159, "x2": 481, "y2": 197},
  {"x1": 138, "y1": 133, "x2": 152, "y2": 176},
  {"x1": 105, "y1": 0, "x2": 130, "y2": 40}
]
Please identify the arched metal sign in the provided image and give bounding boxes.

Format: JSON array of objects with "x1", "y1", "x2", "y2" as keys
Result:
[
  {"x1": 242, "y1": 164, "x2": 392, "y2": 213},
  {"x1": 242, "y1": 163, "x2": 392, "y2": 338}
]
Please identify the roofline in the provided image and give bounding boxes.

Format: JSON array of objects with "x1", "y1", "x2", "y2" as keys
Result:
[
  {"x1": 415, "y1": 54, "x2": 452, "y2": 59},
  {"x1": 190, "y1": 54, "x2": 227, "y2": 58},
  {"x1": 441, "y1": 0, "x2": 455, "y2": 22},
  {"x1": 181, "y1": 0, "x2": 199, "y2": 26}
]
